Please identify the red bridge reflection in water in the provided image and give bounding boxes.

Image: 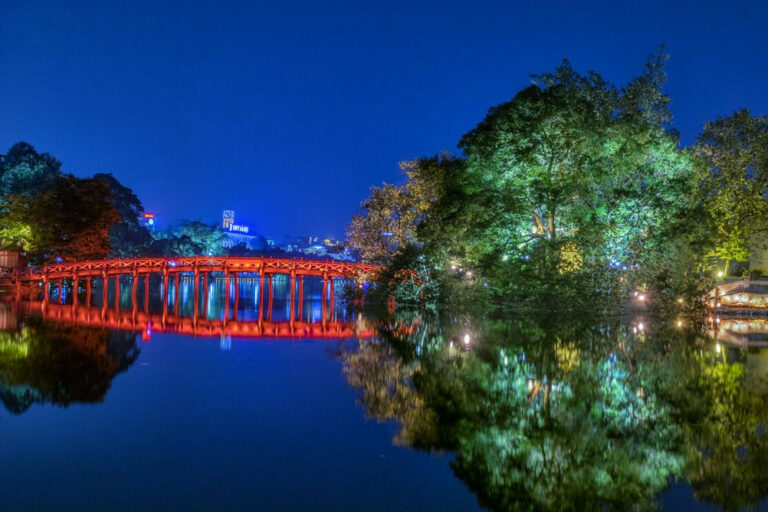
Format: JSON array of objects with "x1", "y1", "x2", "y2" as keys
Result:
[{"x1": 15, "y1": 300, "x2": 376, "y2": 340}]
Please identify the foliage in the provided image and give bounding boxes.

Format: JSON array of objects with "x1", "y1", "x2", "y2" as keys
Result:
[
  {"x1": 0, "y1": 175, "x2": 120, "y2": 262},
  {"x1": 149, "y1": 221, "x2": 228, "y2": 257},
  {"x1": 0, "y1": 142, "x2": 61, "y2": 197},
  {"x1": 94, "y1": 173, "x2": 153, "y2": 257},
  {"x1": 695, "y1": 109, "x2": 768, "y2": 276},
  {"x1": 346, "y1": 154, "x2": 464, "y2": 265}
]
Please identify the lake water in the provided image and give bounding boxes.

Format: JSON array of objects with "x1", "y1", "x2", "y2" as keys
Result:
[{"x1": 1, "y1": 278, "x2": 767, "y2": 510}]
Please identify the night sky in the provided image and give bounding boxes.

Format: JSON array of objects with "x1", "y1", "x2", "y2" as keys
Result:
[{"x1": 2, "y1": 0, "x2": 767, "y2": 238}]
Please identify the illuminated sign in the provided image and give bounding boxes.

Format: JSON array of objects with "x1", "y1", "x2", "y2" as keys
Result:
[
  {"x1": 228, "y1": 224, "x2": 250, "y2": 234},
  {"x1": 143, "y1": 213, "x2": 155, "y2": 219}
]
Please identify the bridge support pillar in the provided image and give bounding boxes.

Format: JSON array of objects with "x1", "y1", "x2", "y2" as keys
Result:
[
  {"x1": 131, "y1": 271, "x2": 138, "y2": 309},
  {"x1": 114, "y1": 275, "x2": 120, "y2": 311},
  {"x1": 162, "y1": 269, "x2": 169, "y2": 308},
  {"x1": 289, "y1": 272, "x2": 296, "y2": 323},
  {"x1": 233, "y1": 273, "x2": 239, "y2": 320},
  {"x1": 258, "y1": 272, "x2": 264, "y2": 320},
  {"x1": 298, "y1": 276, "x2": 304, "y2": 320},
  {"x1": 144, "y1": 274, "x2": 150, "y2": 312},
  {"x1": 329, "y1": 277, "x2": 335, "y2": 318},
  {"x1": 86, "y1": 278, "x2": 92, "y2": 307},
  {"x1": 174, "y1": 274, "x2": 180, "y2": 315},
  {"x1": 193, "y1": 267, "x2": 200, "y2": 321},
  {"x1": 101, "y1": 272, "x2": 108, "y2": 308},
  {"x1": 202, "y1": 272, "x2": 208, "y2": 319},
  {"x1": 224, "y1": 270, "x2": 230, "y2": 322},
  {"x1": 267, "y1": 274, "x2": 273, "y2": 321}
]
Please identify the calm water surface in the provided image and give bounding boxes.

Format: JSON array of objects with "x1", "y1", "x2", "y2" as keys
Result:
[{"x1": 1, "y1": 277, "x2": 767, "y2": 510}]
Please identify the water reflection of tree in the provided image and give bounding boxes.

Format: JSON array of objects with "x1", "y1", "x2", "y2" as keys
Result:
[
  {"x1": 679, "y1": 352, "x2": 768, "y2": 511},
  {"x1": 340, "y1": 309, "x2": 768, "y2": 510},
  {"x1": 0, "y1": 319, "x2": 139, "y2": 415}
]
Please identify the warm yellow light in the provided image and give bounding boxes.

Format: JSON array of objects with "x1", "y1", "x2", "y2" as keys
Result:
[
  {"x1": 463, "y1": 333, "x2": 470, "y2": 345},
  {"x1": 717, "y1": 271, "x2": 724, "y2": 278},
  {"x1": 677, "y1": 320, "x2": 682, "y2": 327},
  {"x1": 716, "y1": 343, "x2": 721, "y2": 353}
]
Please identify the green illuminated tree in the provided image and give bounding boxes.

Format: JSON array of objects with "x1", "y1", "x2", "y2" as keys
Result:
[
  {"x1": 696, "y1": 109, "x2": 768, "y2": 276},
  {"x1": 453, "y1": 50, "x2": 693, "y2": 281}
]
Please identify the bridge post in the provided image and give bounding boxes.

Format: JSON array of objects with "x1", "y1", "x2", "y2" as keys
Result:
[
  {"x1": 86, "y1": 277, "x2": 92, "y2": 307},
  {"x1": 114, "y1": 275, "x2": 120, "y2": 311},
  {"x1": 101, "y1": 270, "x2": 108, "y2": 308},
  {"x1": 267, "y1": 274, "x2": 273, "y2": 321},
  {"x1": 174, "y1": 273, "x2": 180, "y2": 316},
  {"x1": 289, "y1": 271, "x2": 296, "y2": 323},
  {"x1": 162, "y1": 269, "x2": 169, "y2": 320},
  {"x1": 202, "y1": 272, "x2": 208, "y2": 318},
  {"x1": 42, "y1": 274, "x2": 49, "y2": 302},
  {"x1": 162, "y1": 268, "x2": 169, "y2": 308},
  {"x1": 258, "y1": 272, "x2": 265, "y2": 320},
  {"x1": 144, "y1": 273, "x2": 150, "y2": 313},
  {"x1": 131, "y1": 270, "x2": 138, "y2": 308},
  {"x1": 329, "y1": 277, "x2": 335, "y2": 317},
  {"x1": 233, "y1": 272, "x2": 239, "y2": 320},
  {"x1": 193, "y1": 260, "x2": 199, "y2": 322},
  {"x1": 322, "y1": 273, "x2": 328, "y2": 308},
  {"x1": 298, "y1": 275, "x2": 304, "y2": 320},
  {"x1": 224, "y1": 269, "x2": 230, "y2": 322}
]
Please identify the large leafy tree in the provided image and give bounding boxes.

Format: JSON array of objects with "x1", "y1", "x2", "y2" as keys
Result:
[
  {"x1": 453, "y1": 50, "x2": 693, "y2": 283},
  {"x1": 0, "y1": 175, "x2": 120, "y2": 262},
  {"x1": 696, "y1": 109, "x2": 768, "y2": 276}
]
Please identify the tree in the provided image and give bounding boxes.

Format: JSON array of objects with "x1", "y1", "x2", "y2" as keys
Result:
[
  {"x1": 696, "y1": 109, "x2": 768, "y2": 276},
  {"x1": 346, "y1": 154, "x2": 462, "y2": 265},
  {"x1": 0, "y1": 175, "x2": 120, "y2": 262},
  {"x1": 455, "y1": 52, "x2": 692, "y2": 274},
  {"x1": 149, "y1": 221, "x2": 227, "y2": 256},
  {"x1": 93, "y1": 173, "x2": 153, "y2": 257},
  {"x1": 0, "y1": 142, "x2": 61, "y2": 197},
  {"x1": 347, "y1": 183, "x2": 418, "y2": 264}
]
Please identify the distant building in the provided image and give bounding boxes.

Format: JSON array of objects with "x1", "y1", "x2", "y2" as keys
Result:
[
  {"x1": 222, "y1": 209, "x2": 235, "y2": 230},
  {"x1": 140, "y1": 212, "x2": 156, "y2": 231}
]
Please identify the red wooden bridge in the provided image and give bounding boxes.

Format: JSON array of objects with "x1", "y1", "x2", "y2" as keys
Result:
[{"x1": 10, "y1": 256, "x2": 381, "y2": 322}]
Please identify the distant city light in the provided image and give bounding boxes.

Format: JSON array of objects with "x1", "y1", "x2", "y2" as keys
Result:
[{"x1": 228, "y1": 224, "x2": 250, "y2": 234}]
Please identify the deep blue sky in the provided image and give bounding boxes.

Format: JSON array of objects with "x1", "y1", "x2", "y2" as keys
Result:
[{"x1": 2, "y1": 0, "x2": 767, "y2": 238}]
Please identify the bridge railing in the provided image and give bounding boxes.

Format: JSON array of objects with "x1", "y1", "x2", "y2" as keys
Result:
[{"x1": 13, "y1": 256, "x2": 381, "y2": 282}]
